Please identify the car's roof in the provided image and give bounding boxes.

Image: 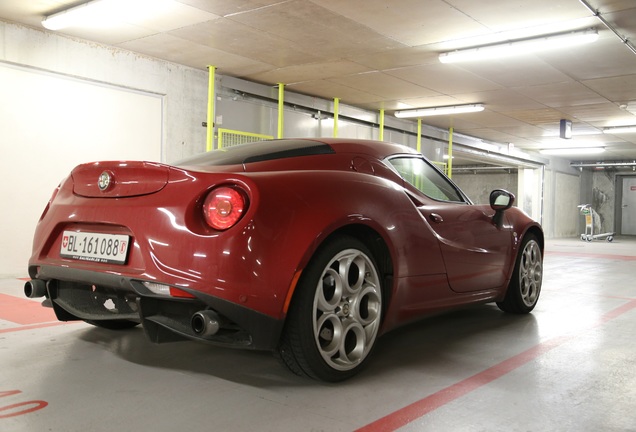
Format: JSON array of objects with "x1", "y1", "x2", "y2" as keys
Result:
[
  {"x1": 310, "y1": 138, "x2": 420, "y2": 159},
  {"x1": 175, "y1": 138, "x2": 420, "y2": 168}
]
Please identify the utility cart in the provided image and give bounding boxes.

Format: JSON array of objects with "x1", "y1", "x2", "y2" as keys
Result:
[{"x1": 578, "y1": 204, "x2": 615, "y2": 242}]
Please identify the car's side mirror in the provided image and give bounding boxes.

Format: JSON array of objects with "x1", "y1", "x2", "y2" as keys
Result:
[{"x1": 490, "y1": 189, "x2": 515, "y2": 226}]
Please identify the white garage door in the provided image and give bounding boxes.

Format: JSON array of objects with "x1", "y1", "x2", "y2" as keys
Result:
[{"x1": 0, "y1": 63, "x2": 163, "y2": 276}]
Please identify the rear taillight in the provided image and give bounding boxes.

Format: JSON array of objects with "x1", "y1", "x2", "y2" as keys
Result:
[
  {"x1": 143, "y1": 281, "x2": 196, "y2": 298},
  {"x1": 202, "y1": 186, "x2": 247, "y2": 230},
  {"x1": 169, "y1": 287, "x2": 196, "y2": 299}
]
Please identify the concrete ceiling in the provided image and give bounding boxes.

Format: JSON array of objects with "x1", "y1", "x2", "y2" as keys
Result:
[{"x1": 2, "y1": 0, "x2": 636, "y2": 165}]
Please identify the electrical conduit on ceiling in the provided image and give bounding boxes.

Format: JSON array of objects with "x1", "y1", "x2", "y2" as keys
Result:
[{"x1": 579, "y1": 0, "x2": 636, "y2": 55}]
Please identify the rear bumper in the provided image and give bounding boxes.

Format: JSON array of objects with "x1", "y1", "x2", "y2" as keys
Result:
[{"x1": 29, "y1": 265, "x2": 284, "y2": 351}]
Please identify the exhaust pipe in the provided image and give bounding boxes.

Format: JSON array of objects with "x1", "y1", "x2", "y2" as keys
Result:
[
  {"x1": 24, "y1": 279, "x2": 47, "y2": 298},
  {"x1": 191, "y1": 310, "x2": 221, "y2": 337}
]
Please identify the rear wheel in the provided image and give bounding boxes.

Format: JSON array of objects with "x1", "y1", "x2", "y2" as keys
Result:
[
  {"x1": 497, "y1": 234, "x2": 542, "y2": 314},
  {"x1": 277, "y1": 236, "x2": 383, "y2": 382}
]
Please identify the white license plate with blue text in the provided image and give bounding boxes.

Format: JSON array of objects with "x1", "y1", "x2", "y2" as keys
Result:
[{"x1": 60, "y1": 231, "x2": 130, "y2": 264}]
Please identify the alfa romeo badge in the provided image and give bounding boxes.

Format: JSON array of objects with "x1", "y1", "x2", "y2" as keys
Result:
[{"x1": 98, "y1": 171, "x2": 112, "y2": 191}]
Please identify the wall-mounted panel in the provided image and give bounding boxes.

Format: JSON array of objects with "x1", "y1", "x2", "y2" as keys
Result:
[{"x1": 0, "y1": 63, "x2": 162, "y2": 276}]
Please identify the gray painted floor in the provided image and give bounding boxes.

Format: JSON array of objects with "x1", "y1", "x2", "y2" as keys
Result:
[{"x1": 1, "y1": 237, "x2": 635, "y2": 431}]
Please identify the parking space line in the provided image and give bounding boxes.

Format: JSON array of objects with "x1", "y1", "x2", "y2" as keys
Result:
[
  {"x1": 0, "y1": 321, "x2": 73, "y2": 334},
  {"x1": 0, "y1": 293, "x2": 57, "y2": 325},
  {"x1": 546, "y1": 251, "x2": 636, "y2": 261},
  {"x1": 356, "y1": 298, "x2": 636, "y2": 432}
]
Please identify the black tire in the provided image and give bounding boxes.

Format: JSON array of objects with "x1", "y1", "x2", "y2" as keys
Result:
[
  {"x1": 276, "y1": 236, "x2": 383, "y2": 382},
  {"x1": 84, "y1": 319, "x2": 139, "y2": 330},
  {"x1": 497, "y1": 234, "x2": 543, "y2": 314}
]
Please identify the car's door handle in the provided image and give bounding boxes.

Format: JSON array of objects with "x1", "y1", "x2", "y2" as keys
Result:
[{"x1": 429, "y1": 213, "x2": 444, "y2": 223}]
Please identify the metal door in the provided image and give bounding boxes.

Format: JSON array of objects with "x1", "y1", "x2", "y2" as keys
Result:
[
  {"x1": 621, "y1": 177, "x2": 636, "y2": 235},
  {"x1": 419, "y1": 204, "x2": 513, "y2": 293}
]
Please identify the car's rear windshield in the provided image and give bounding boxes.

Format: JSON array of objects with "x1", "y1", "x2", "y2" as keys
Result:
[{"x1": 174, "y1": 139, "x2": 335, "y2": 167}]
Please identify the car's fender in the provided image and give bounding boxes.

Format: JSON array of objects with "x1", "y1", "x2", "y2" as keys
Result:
[{"x1": 238, "y1": 170, "x2": 447, "y2": 318}]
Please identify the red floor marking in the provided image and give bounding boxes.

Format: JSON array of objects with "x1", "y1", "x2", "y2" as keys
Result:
[
  {"x1": 0, "y1": 321, "x2": 73, "y2": 334},
  {"x1": 0, "y1": 400, "x2": 49, "y2": 419},
  {"x1": 356, "y1": 299, "x2": 636, "y2": 432},
  {"x1": 0, "y1": 293, "x2": 56, "y2": 325}
]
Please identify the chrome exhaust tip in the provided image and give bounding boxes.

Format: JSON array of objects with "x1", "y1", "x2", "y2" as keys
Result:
[
  {"x1": 191, "y1": 310, "x2": 220, "y2": 337},
  {"x1": 24, "y1": 279, "x2": 47, "y2": 298}
]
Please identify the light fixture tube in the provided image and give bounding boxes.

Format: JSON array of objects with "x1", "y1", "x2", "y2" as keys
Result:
[
  {"x1": 439, "y1": 29, "x2": 599, "y2": 64},
  {"x1": 43, "y1": 0, "x2": 98, "y2": 30},
  {"x1": 42, "y1": 0, "x2": 136, "y2": 30},
  {"x1": 539, "y1": 147, "x2": 605, "y2": 156},
  {"x1": 394, "y1": 104, "x2": 484, "y2": 118},
  {"x1": 603, "y1": 125, "x2": 636, "y2": 134},
  {"x1": 622, "y1": 102, "x2": 636, "y2": 114}
]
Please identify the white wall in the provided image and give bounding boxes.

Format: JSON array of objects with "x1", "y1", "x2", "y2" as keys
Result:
[
  {"x1": 554, "y1": 172, "x2": 582, "y2": 238},
  {"x1": 0, "y1": 63, "x2": 162, "y2": 276},
  {"x1": 0, "y1": 21, "x2": 209, "y2": 276},
  {"x1": 541, "y1": 156, "x2": 585, "y2": 239},
  {"x1": 453, "y1": 172, "x2": 519, "y2": 205},
  {"x1": 0, "y1": 21, "x2": 209, "y2": 163}
]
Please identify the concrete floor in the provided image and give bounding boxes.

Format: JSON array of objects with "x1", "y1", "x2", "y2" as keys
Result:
[{"x1": 1, "y1": 237, "x2": 635, "y2": 431}]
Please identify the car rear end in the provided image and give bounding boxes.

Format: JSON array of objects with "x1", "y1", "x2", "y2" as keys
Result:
[{"x1": 25, "y1": 160, "x2": 284, "y2": 350}]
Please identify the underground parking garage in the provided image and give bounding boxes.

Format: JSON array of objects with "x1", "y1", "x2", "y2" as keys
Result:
[{"x1": 1, "y1": 1, "x2": 636, "y2": 431}]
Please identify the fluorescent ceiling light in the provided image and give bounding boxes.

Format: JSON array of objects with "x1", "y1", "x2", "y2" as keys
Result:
[
  {"x1": 539, "y1": 147, "x2": 605, "y2": 156},
  {"x1": 619, "y1": 102, "x2": 636, "y2": 114},
  {"x1": 439, "y1": 29, "x2": 599, "y2": 64},
  {"x1": 42, "y1": 0, "x2": 158, "y2": 30},
  {"x1": 395, "y1": 104, "x2": 484, "y2": 118},
  {"x1": 603, "y1": 125, "x2": 636, "y2": 134}
]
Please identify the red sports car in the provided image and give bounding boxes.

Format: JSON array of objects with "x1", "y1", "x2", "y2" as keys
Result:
[{"x1": 25, "y1": 138, "x2": 543, "y2": 381}]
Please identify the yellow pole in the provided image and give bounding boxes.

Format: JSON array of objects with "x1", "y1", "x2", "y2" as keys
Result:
[
  {"x1": 448, "y1": 127, "x2": 453, "y2": 178},
  {"x1": 379, "y1": 109, "x2": 385, "y2": 141},
  {"x1": 333, "y1": 97, "x2": 339, "y2": 138},
  {"x1": 206, "y1": 66, "x2": 216, "y2": 151},
  {"x1": 277, "y1": 83, "x2": 285, "y2": 138},
  {"x1": 417, "y1": 118, "x2": 422, "y2": 153}
]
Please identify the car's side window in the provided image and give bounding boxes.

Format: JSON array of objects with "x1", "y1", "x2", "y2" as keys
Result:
[{"x1": 387, "y1": 156, "x2": 465, "y2": 202}]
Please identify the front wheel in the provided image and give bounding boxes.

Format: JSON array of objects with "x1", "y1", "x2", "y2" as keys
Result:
[
  {"x1": 497, "y1": 234, "x2": 543, "y2": 314},
  {"x1": 277, "y1": 236, "x2": 383, "y2": 382}
]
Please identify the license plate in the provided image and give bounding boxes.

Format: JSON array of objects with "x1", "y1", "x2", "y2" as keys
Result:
[{"x1": 60, "y1": 231, "x2": 130, "y2": 264}]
